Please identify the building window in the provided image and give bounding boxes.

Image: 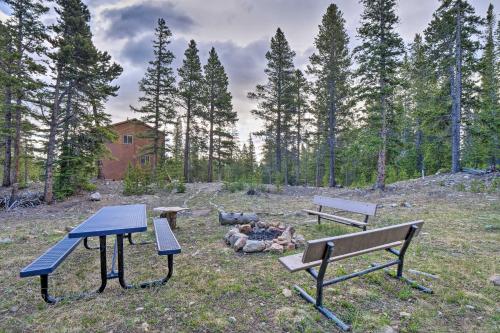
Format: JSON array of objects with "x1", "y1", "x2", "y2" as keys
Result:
[
  {"x1": 123, "y1": 135, "x2": 133, "y2": 144},
  {"x1": 140, "y1": 155, "x2": 150, "y2": 166}
]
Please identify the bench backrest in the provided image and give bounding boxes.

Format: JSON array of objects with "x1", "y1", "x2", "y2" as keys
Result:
[
  {"x1": 313, "y1": 195, "x2": 377, "y2": 216},
  {"x1": 302, "y1": 220, "x2": 424, "y2": 263}
]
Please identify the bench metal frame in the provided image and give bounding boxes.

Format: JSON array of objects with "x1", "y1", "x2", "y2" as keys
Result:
[{"x1": 294, "y1": 225, "x2": 432, "y2": 332}]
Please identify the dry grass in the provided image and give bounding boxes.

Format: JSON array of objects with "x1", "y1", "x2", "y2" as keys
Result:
[{"x1": 0, "y1": 174, "x2": 499, "y2": 332}]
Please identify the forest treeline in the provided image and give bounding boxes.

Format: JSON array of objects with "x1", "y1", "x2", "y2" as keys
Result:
[{"x1": 0, "y1": 0, "x2": 498, "y2": 203}]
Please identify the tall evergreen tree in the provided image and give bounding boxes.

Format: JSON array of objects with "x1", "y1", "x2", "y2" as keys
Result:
[
  {"x1": 178, "y1": 40, "x2": 203, "y2": 182},
  {"x1": 248, "y1": 28, "x2": 295, "y2": 182},
  {"x1": 172, "y1": 116, "x2": 183, "y2": 160},
  {"x1": 44, "y1": 0, "x2": 121, "y2": 202},
  {"x1": 476, "y1": 4, "x2": 499, "y2": 170},
  {"x1": 425, "y1": 0, "x2": 481, "y2": 172},
  {"x1": 203, "y1": 47, "x2": 234, "y2": 182},
  {"x1": 290, "y1": 69, "x2": 309, "y2": 185},
  {"x1": 2, "y1": 0, "x2": 47, "y2": 189},
  {"x1": 354, "y1": 0, "x2": 404, "y2": 190},
  {"x1": 130, "y1": 18, "x2": 176, "y2": 170},
  {"x1": 309, "y1": 4, "x2": 351, "y2": 187}
]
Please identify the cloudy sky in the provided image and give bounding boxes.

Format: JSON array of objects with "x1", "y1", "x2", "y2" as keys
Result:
[{"x1": 0, "y1": 0, "x2": 492, "y2": 150}]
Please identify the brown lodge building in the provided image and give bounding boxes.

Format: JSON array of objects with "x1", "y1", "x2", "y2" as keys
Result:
[{"x1": 100, "y1": 119, "x2": 163, "y2": 180}]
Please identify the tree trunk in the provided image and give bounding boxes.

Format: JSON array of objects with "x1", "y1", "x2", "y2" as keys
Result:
[
  {"x1": 183, "y1": 99, "x2": 191, "y2": 182},
  {"x1": 207, "y1": 97, "x2": 214, "y2": 182},
  {"x1": 295, "y1": 103, "x2": 301, "y2": 185},
  {"x1": 2, "y1": 86, "x2": 12, "y2": 187},
  {"x1": 327, "y1": 80, "x2": 337, "y2": 187},
  {"x1": 11, "y1": 96, "x2": 22, "y2": 187},
  {"x1": 44, "y1": 71, "x2": 62, "y2": 204},
  {"x1": 23, "y1": 139, "x2": 29, "y2": 184},
  {"x1": 451, "y1": 3, "x2": 462, "y2": 173},
  {"x1": 415, "y1": 119, "x2": 423, "y2": 175}
]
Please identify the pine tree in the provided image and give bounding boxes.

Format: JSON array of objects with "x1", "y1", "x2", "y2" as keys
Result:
[
  {"x1": 354, "y1": 0, "x2": 404, "y2": 190},
  {"x1": 248, "y1": 28, "x2": 295, "y2": 182},
  {"x1": 476, "y1": 4, "x2": 499, "y2": 170},
  {"x1": 178, "y1": 40, "x2": 203, "y2": 182},
  {"x1": 130, "y1": 18, "x2": 176, "y2": 170},
  {"x1": 289, "y1": 69, "x2": 309, "y2": 185},
  {"x1": 172, "y1": 116, "x2": 183, "y2": 161},
  {"x1": 425, "y1": 0, "x2": 481, "y2": 172},
  {"x1": 309, "y1": 4, "x2": 351, "y2": 187},
  {"x1": 2, "y1": 0, "x2": 47, "y2": 189},
  {"x1": 44, "y1": 0, "x2": 121, "y2": 202},
  {"x1": 203, "y1": 47, "x2": 235, "y2": 182}
]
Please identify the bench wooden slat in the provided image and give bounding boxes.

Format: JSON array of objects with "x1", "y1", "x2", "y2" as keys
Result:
[
  {"x1": 279, "y1": 241, "x2": 404, "y2": 272},
  {"x1": 312, "y1": 196, "x2": 377, "y2": 216},
  {"x1": 20, "y1": 236, "x2": 82, "y2": 278},
  {"x1": 302, "y1": 220, "x2": 424, "y2": 263},
  {"x1": 302, "y1": 209, "x2": 367, "y2": 227},
  {"x1": 153, "y1": 218, "x2": 181, "y2": 255}
]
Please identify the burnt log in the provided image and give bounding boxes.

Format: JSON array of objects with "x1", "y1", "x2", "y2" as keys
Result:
[{"x1": 219, "y1": 211, "x2": 259, "y2": 225}]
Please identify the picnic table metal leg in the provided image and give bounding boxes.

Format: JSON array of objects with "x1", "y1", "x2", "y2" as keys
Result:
[
  {"x1": 139, "y1": 254, "x2": 174, "y2": 288},
  {"x1": 40, "y1": 274, "x2": 57, "y2": 304},
  {"x1": 126, "y1": 233, "x2": 153, "y2": 245},
  {"x1": 117, "y1": 234, "x2": 132, "y2": 289},
  {"x1": 97, "y1": 235, "x2": 107, "y2": 293},
  {"x1": 83, "y1": 237, "x2": 99, "y2": 250}
]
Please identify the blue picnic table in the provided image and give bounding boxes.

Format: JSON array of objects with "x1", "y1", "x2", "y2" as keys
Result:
[
  {"x1": 69, "y1": 204, "x2": 147, "y2": 291},
  {"x1": 20, "y1": 203, "x2": 181, "y2": 303}
]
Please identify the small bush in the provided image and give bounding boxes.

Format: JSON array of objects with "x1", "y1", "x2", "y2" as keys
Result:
[
  {"x1": 455, "y1": 182, "x2": 466, "y2": 192},
  {"x1": 123, "y1": 164, "x2": 153, "y2": 195},
  {"x1": 175, "y1": 179, "x2": 186, "y2": 193}
]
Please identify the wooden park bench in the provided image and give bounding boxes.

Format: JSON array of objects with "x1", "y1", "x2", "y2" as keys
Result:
[
  {"x1": 279, "y1": 220, "x2": 432, "y2": 331},
  {"x1": 303, "y1": 196, "x2": 377, "y2": 230}
]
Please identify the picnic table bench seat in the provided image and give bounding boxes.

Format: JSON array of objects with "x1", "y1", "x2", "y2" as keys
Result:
[
  {"x1": 154, "y1": 218, "x2": 181, "y2": 255},
  {"x1": 135, "y1": 218, "x2": 182, "y2": 289},
  {"x1": 279, "y1": 220, "x2": 432, "y2": 331},
  {"x1": 20, "y1": 236, "x2": 82, "y2": 303},
  {"x1": 303, "y1": 196, "x2": 377, "y2": 230}
]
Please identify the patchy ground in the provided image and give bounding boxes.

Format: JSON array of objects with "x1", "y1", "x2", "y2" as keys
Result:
[{"x1": 0, "y1": 173, "x2": 498, "y2": 332}]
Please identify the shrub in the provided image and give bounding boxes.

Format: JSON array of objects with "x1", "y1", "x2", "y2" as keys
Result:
[
  {"x1": 455, "y1": 182, "x2": 466, "y2": 192},
  {"x1": 175, "y1": 179, "x2": 186, "y2": 193},
  {"x1": 123, "y1": 163, "x2": 153, "y2": 195}
]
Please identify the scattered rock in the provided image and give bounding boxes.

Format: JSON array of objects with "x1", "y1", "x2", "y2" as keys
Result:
[
  {"x1": 465, "y1": 305, "x2": 475, "y2": 310},
  {"x1": 390, "y1": 203, "x2": 398, "y2": 208},
  {"x1": 282, "y1": 288, "x2": 292, "y2": 297},
  {"x1": 229, "y1": 232, "x2": 247, "y2": 247},
  {"x1": 65, "y1": 226, "x2": 74, "y2": 232},
  {"x1": 10, "y1": 306, "x2": 18, "y2": 313},
  {"x1": 224, "y1": 228, "x2": 239, "y2": 243},
  {"x1": 238, "y1": 224, "x2": 253, "y2": 234},
  {"x1": 286, "y1": 243, "x2": 296, "y2": 251},
  {"x1": 293, "y1": 234, "x2": 306, "y2": 247},
  {"x1": 233, "y1": 237, "x2": 247, "y2": 251},
  {"x1": 135, "y1": 307, "x2": 144, "y2": 312},
  {"x1": 256, "y1": 221, "x2": 268, "y2": 228},
  {"x1": 399, "y1": 311, "x2": 411, "y2": 318},
  {"x1": 228, "y1": 316, "x2": 237, "y2": 323},
  {"x1": 246, "y1": 189, "x2": 257, "y2": 195},
  {"x1": 401, "y1": 202, "x2": 412, "y2": 208},
  {"x1": 0, "y1": 238, "x2": 13, "y2": 244},
  {"x1": 89, "y1": 192, "x2": 101, "y2": 201},
  {"x1": 489, "y1": 275, "x2": 500, "y2": 286},
  {"x1": 243, "y1": 240, "x2": 267, "y2": 253},
  {"x1": 269, "y1": 243, "x2": 284, "y2": 254},
  {"x1": 141, "y1": 322, "x2": 149, "y2": 332},
  {"x1": 281, "y1": 226, "x2": 295, "y2": 243}
]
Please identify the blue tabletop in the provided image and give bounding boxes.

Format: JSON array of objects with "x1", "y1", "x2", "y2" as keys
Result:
[{"x1": 69, "y1": 204, "x2": 147, "y2": 238}]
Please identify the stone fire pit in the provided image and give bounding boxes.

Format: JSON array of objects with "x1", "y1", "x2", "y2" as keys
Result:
[{"x1": 223, "y1": 221, "x2": 305, "y2": 254}]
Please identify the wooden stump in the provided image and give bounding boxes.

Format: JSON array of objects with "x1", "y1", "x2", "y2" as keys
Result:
[{"x1": 153, "y1": 207, "x2": 188, "y2": 229}]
